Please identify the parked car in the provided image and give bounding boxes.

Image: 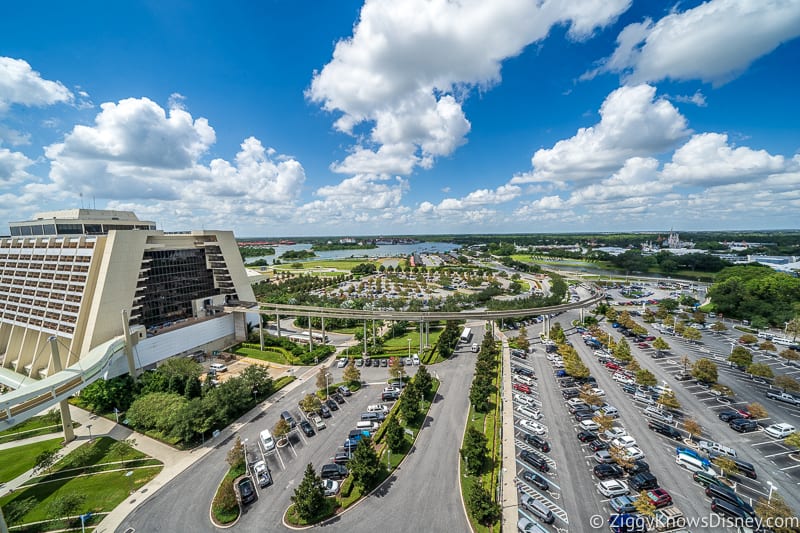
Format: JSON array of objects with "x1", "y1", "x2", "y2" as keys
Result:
[
  {"x1": 593, "y1": 463, "x2": 624, "y2": 480},
  {"x1": 648, "y1": 420, "x2": 682, "y2": 440},
  {"x1": 524, "y1": 434, "x2": 551, "y2": 453},
  {"x1": 609, "y1": 495, "x2": 638, "y2": 514},
  {"x1": 309, "y1": 412, "x2": 326, "y2": 430},
  {"x1": 299, "y1": 420, "x2": 315, "y2": 437},
  {"x1": 320, "y1": 463, "x2": 348, "y2": 480},
  {"x1": 594, "y1": 450, "x2": 614, "y2": 464},
  {"x1": 629, "y1": 472, "x2": 658, "y2": 491},
  {"x1": 209, "y1": 363, "x2": 228, "y2": 373},
  {"x1": 622, "y1": 459, "x2": 650, "y2": 475},
  {"x1": 604, "y1": 427, "x2": 627, "y2": 440},
  {"x1": 325, "y1": 398, "x2": 339, "y2": 411},
  {"x1": 520, "y1": 450, "x2": 549, "y2": 472},
  {"x1": 729, "y1": 418, "x2": 759, "y2": 433},
  {"x1": 598, "y1": 479, "x2": 630, "y2": 497},
  {"x1": 588, "y1": 439, "x2": 609, "y2": 452},
  {"x1": 337, "y1": 385, "x2": 352, "y2": 396},
  {"x1": 698, "y1": 440, "x2": 737, "y2": 457},
  {"x1": 765, "y1": 422, "x2": 796, "y2": 439},
  {"x1": 522, "y1": 470, "x2": 549, "y2": 491},
  {"x1": 718, "y1": 410, "x2": 743, "y2": 422},
  {"x1": 333, "y1": 451, "x2": 351, "y2": 465},
  {"x1": 519, "y1": 419, "x2": 546, "y2": 435},
  {"x1": 646, "y1": 488, "x2": 672, "y2": 508},
  {"x1": 579, "y1": 419, "x2": 600, "y2": 431},
  {"x1": 318, "y1": 404, "x2": 332, "y2": 418},
  {"x1": 577, "y1": 430, "x2": 598, "y2": 442},
  {"x1": 236, "y1": 476, "x2": 256, "y2": 504},
  {"x1": 252, "y1": 460, "x2": 272, "y2": 488},
  {"x1": 322, "y1": 478, "x2": 339, "y2": 496},
  {"x1": 331, "y1": 393, "x2": 345, "y2": 404},
  {"x1": 513, "y1": 383, "x2": 532, "y2": 394}
]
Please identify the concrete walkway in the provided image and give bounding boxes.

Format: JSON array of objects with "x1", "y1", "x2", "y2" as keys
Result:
[{"x1": 497, "y1": 332, "x2": 519, "y2": 533}]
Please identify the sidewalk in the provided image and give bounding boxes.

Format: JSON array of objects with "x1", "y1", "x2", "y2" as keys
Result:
[{"x1": 497, "y1": 332, "x2": 519, "y2": 533}]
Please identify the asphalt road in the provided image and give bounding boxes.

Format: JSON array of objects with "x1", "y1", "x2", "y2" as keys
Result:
[{"x1": 116, "y1": 335, "x2": 477, "y2": 533}]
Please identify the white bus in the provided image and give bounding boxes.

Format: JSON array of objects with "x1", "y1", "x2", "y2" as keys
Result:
[
  {"x1": 460, "y1": 327, "x2": 472, "y2": 343},
  {"x1": 288, "y1": 332, "x2": 329, "y2": 344}
]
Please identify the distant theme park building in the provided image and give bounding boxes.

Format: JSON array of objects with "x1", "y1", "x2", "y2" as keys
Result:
[{"x1": 0, "y1": 209, "x2": 255, "y2": 380}]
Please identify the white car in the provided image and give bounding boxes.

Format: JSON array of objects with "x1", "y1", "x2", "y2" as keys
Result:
[
  {"x1": 337, "y1": 357, "x2": 348, "y2": 368},
  {"x1": 598, "y1": 479, "x2": 630, "y2": 497},
  {"x1": 513, "y1": 393, "x2": 535, "y2": 406},
  {"x1": 321, "y1": 478, "x2": 339, "y2": 496},
  {"x1": 519, "y1": 419, "x2": 546, "y2": 435},
  {"x1": 765, "y1": 423, "x2": 796, "y2": 439},
  {"x1": 698, "y1": 440, "x2": 737, "y2": 457},
  {"x1": 209, "y1": 363, "x2": 228, "y2": 373},
  {"x1": 590, "y1": 388, "x2": 606, "y2": 397},
  {"x1": 623, "y1": 446, "x2": 645, "y2": 460},
  {"x1": 579, "y1": 419, "x2": 600, "y2": 431},
  {"x1": 604, "y1": 427, "x2": 627, "y2": 440},
  {"x1": 611, "y1": 436, "x2": 637, "y2": 448},
  {"x1": 309, "y1": 413, "x2": 326, "y2": 430},
  {"x1": 613, "y1": 373, "x2": 634, "y2": 384}
]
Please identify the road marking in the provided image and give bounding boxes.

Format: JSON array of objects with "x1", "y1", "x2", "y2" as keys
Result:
[
  {"x1": 765, "y1": 450, "x2": 795, "y2": 458},
  {"x1": 780, "y1": 464, "x2": 800, "y2": 471}
]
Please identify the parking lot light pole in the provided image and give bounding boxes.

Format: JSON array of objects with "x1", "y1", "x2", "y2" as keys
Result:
[
  {"x1": 407, "y1": 338, "x2": 411, "y2": 359},
  {"x1": 243, "y1": 438, "x2": 248, "y2": 468},
  {"x1": 325, "y1": 372, "x2": 332, "y2": 401},
  {"x1": 767, "y1": 480, "x2": 775, "y2": 504}
]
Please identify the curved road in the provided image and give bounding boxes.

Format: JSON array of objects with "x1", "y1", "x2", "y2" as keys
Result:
[{"x1": 116, "y1": 334, "x2": 478, "y2": 533}]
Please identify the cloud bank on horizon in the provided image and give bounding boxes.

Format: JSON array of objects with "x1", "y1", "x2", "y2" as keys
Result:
[{"x1": 1, "y1": 0, "x2": 799, "y2": 235}]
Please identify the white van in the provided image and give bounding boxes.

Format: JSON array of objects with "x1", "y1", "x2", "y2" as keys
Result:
[
  {"x1": 644, "y1": 406, "x2": 674, "y2": 423},
  {"x1": 367, "y1": 404, "x2": 389, "y2": 413},
  {"x1": 676, "y1": 453, "x2": 715, "y2": 475},
  {"x1": 471, "y1": 343, "x2": 479, "y2": 353},
  {"x1": 412, "y1": 354, "x2": 420, "y2": 365},
  {"x1": 597, "y1": 405, "x2": 619, "y2": 418},
  {"x1": 356, "y1": 420, "x2": 379, "y2": 431},
  {"x1": 260, "y1": 428, "x2": 275, "y2": 451}
]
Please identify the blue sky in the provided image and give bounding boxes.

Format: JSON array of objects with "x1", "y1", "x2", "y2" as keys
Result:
[{"x1": 1, "y1": 0, "x2": 799, "y2": 237}]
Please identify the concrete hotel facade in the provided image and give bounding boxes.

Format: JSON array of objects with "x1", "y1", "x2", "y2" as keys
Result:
[{"x1": 0, "y1": 209, "x2": 255, "y2": 381}]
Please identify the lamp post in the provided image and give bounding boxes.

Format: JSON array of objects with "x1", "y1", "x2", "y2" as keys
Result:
[
  {"x1": 253, "y1": 389, "x2": 258, "y2": 403},
  {"x1": 767, "y1": 480, "x2": 775, "y2": 504},
  {"x1": 243, "y1": 438, "x2": 249, "y2": 468},
  {"x1": 86, "y1": 424, "x2": 93, "y2": 442},
  {"x1": 407, "y1": 338, "x2": 411, "y2": 359},
  {"x1": 125, "y1": 470, "x2": 134, "y2": 494},
  {"x1": 325, "y1": 372, "x2": 332, "y2": 401}
]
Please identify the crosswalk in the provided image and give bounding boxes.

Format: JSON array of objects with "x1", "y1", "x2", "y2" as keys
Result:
[{"x1": 515, "y1": 477, "x2": 569, "y2": 524}]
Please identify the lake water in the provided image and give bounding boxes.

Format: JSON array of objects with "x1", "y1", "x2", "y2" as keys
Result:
[{"x1": 254, "y1": 241, "x2": 460, "y2": 264}]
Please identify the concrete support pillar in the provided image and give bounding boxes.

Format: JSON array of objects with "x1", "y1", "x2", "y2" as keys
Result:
[
  {"x1": 419, "y1": 321, "x2": 423, "y2": 353},
  {"x1": 121, "y1": 310, "x2": 138, "y2": 380},
  {"x1": 48, "y1": 336, "x2": 75, "y2": 443},
  {"x1": 372, "y1": 320, "x2": 376, "y2": 347},
  {"x1": 363, "y1": 321, "x2": 367, "y2": 355},
  {"x1": 321, "y1": 317, "x2": 326, "y2": 344},
  {"x1": 276, "y1": 312, "x2": 281, "y2": 338},
  {"x1": 0, "y1": 504, "x2": 9, "y2": 533},
  {"x1": 259, "y1": 313, "x2": 264, "y2": 351},
  {"x1": 308, "y1": 314, "x2": 313, "y2": 351}
]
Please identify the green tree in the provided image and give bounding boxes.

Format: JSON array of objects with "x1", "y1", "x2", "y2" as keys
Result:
[
  {"x1": 109, "y1": 438, "x2": 137, "y2": 466},
  {"x1": 414, "y1": 365, "x2": 433, "y2": 397},
  {"x1": 728, "y1": 346, "x2": 753, "y2": 369},
  {"x1": 466, "y1": 484, "x2": 501, "y2": 527},
  {"x1": 780, "y1": 348, "x2": 799, "y2": 362},
  {"x1": 316, "y1": 368, "x2": 330, "y2": 392},
  {"x1": 126, "y1": 391, "x2": 188, "y2": 434},
  {"x1": 469, "y1": 375, "x2": 493, "y2": 413},
  {"x1": 759, "y1": 341, "x2": 777, "y2": 352},
  {"x1": 710, "y1": 321, "x2": 727, "y2": 332},
  {"x1": 593, "y1": 414, "x2": 615, "y2": 433},
  {"x1": 399, "y1": 381, "x2": 422, "y2": 423},
  {"x1": 652, "y1": 337, "x2": 670, "y2": 353},
  {"x1": 343, "y1": 359, "x2": 361, "y2": 385},
  {"x1": 784, "y1": 432, "x2": 800, "y2": 451},
  {"x1": 691, "y1": 358, "x2": 718, "y2": 384},
  {"x1": 613, "y1": 338, "x2": 632, "y2": 363},
  {"x1": 739, "y1": 334, "x2": 758, "y2": 345},
  {"x1": 659, "y1": 298, "x2": 679, "y2": 313},
  {"x1": 746, "y1": 402, "x2": 768, "y2": 420},
  {"x1": 47, "y1": 493, "x2": 86, "y2": 525},
  {"x1": 34, "y1": 449, "x2": 60, "y2": 474},
  {"x1": 754, "y1": 493, "x2": 797, "y2": 533},
  {"x1": 712, "y1": 456, "x2": 739, "y2": 479},
  {"x1": 633, "y1": 489, "x2": 657, "y2": 517},
  {"x1": 460, "y1": 426, "x2": 488, "y2": 475},
  {"x1": 299, "y1": 393, "x2": 322, "y2": 414},
  {"x1": 657, "y1": 390, "x2": 680, "y2": 410},
  {"x1": 748, "y1": 363, "x2": 774, "y2": 379},
  {"x1": 682, "y1": 326, "x2": 702, "y2": 343},
  {"x1": 580, "y1": 385, "x2": 603, "y2": 407},
  {"x1": 291, "y1": 463, "x2": 326, "y2": 520},
  {"x1": 79, "y1": 375, "x2": 135, "y2": 413},
  {"x1": 384, "y1": 416, "x2": 405, "y2": 452},
  {"x1": 515, "y1": 327, "x2": 530, "y2": 352},
  {"x1": 273, "y1": 418, "x2": 291, "y2": 444},
  {"x1": 683, "y1": 418, "x2": 702, "y2": 440},
  {"x1": 636, "y1": 369, "x2": 657, "y2": 387},
  {"x1": 239, "y1": 364, "x2": 274, "y2": 398},
  {"x1": 388, "y1": 357, "x2": 403, "y2": 379},
  {"x1": 227, "y1": 436, "x2": 245, "y2": 470},
  {"x1": 774, "y1": 375, "x2": 800, "y2": 392},
  {"x1": 348, "y1": 436, "x2": 384, "y2": 491}
]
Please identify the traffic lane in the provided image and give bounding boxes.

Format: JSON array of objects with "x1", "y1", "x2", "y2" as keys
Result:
[
  {"x1": 574, "y1": 336, "x2": 721, "y2": 532},
  {"x1": 531, "y1": 348, "x2": 598, "y2": 530},
  {"x1": 329, "y1": 342, "x2": 475, "y2": 533}
]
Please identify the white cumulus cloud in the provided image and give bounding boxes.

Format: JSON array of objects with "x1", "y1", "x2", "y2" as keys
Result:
[
  {"x1": 591, "y1": 0, "x2": 800, "y2": 85},
  {"x1": 309, "y1": 0, "x2": 631, "y2": 176},
  {"x1": 0, "y1": 57, "x2": 73, "y2": 111},
  {"x1": 513, "y1": 84, "x2": 689, "y2": 184}
]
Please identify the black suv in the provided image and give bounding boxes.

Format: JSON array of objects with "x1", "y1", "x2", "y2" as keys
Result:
[
  {"x1": 524, "y1": 434, "x2": 550, "y2": 453},
  {"x1": 522, "y1": 470, "x2": 549, "y2": 491},
  {"x1": 577, "y1": 430, "x2": 598, "y2": 442},
  {"x1": 320, "y1": 463, "x2": 348, "y2": 480},
  {"x1": 729, "y1": 418, "x2": 758, "y2": 433},
  {"x1": 629, "y1": 472, "x2": 659, "y2": 491},
  {"x1": 562, "y1": 388, "x2": 580, "y2": 399},
  {"x1": 623, "y1": 459, "x2": 650, "y2": 475},
  {"x1": 593, "y1": 463, "x2": 624, "y2": 480},
  {"x1": 718, "y1": 410, "x2": 743, "y2": 422},
  {"x1": 648, "y1": 420, "x2": 683, "y2": 440},
  {"x1": 520, "y1": 450, "x2": 549, "y2": 472}
]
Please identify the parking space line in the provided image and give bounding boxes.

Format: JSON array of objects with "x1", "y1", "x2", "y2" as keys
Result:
[{"x1": 765, "y1": 450, "x2": 795, "y2": 458}]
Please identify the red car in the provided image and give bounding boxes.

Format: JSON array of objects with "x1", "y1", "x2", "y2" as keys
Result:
[
  {"x1": 644, "y1": 335, "x2": 656, "y2": 341},
  {"x1": 736, "y1": 407, "x2": 753, "y2": 419},
  {"x1": 645, "y1": 488, "x2": 672, "y2": 508},
  {"x1": 513, "y1": 383, "x2": 531, "y2": 394},
  {"x1": 605, "y1": 362, "x2": 621, "y2": 371},
  {"x1": 638, "y1": 342, "x2": 650, "y2": 349}
]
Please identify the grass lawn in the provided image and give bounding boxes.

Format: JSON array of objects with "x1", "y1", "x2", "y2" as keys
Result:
[
  {"x1": 233, "y1": 346, "x2": 294, "y2": 365},
  {"x1": 0, "y1": 438, "x2": 63, "y2": 483},
  {"x1": 0, "y1": 415, "x2": 79, "y2": 445},
  {"x1": 0, "y1": 467, "x2": 161, "y2": 526},
  {"x1": 285, "y1": 498, "x2": 338, "y2": 526},
  {"x1": 273, "y1": 259, "x2": 376, "y2": 271}
]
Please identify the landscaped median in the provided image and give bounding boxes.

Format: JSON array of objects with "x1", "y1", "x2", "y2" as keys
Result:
[
  {"x1": 0, "y1": 411, "x2": 79, "y2": 445},
  {"x1": 283, "y1": 367, "x2": 440, "y2": 528},
  {"x1": 460, "y1": 334, "x2": 503, "y2": 532}
]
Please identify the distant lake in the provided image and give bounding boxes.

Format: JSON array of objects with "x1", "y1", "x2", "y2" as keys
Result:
[{"x1": 254, "y1": 241, "x2": 460, "y2": 264}]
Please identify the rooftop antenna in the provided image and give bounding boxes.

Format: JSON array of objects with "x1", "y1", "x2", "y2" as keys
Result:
[{"x1": 80, "y1": 192, "x2": 84, "y2": 209}]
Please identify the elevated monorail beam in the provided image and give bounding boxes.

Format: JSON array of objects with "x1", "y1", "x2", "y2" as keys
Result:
[{"x1": 236, "y1": 289, "x2": 605, "y2": 322}]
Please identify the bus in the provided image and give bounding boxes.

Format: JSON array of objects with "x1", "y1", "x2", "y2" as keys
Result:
[
  {"x1": 460, "y1": 327, "x2": 472, "y2": 343},
  {"x1": 288, "y1": 332, "x2": 329, "y2": 345}
]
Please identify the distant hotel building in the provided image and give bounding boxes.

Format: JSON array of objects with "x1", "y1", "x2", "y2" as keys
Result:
[{"x1": 0, "y1": 209, "x2": 254, "y2": 381}]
